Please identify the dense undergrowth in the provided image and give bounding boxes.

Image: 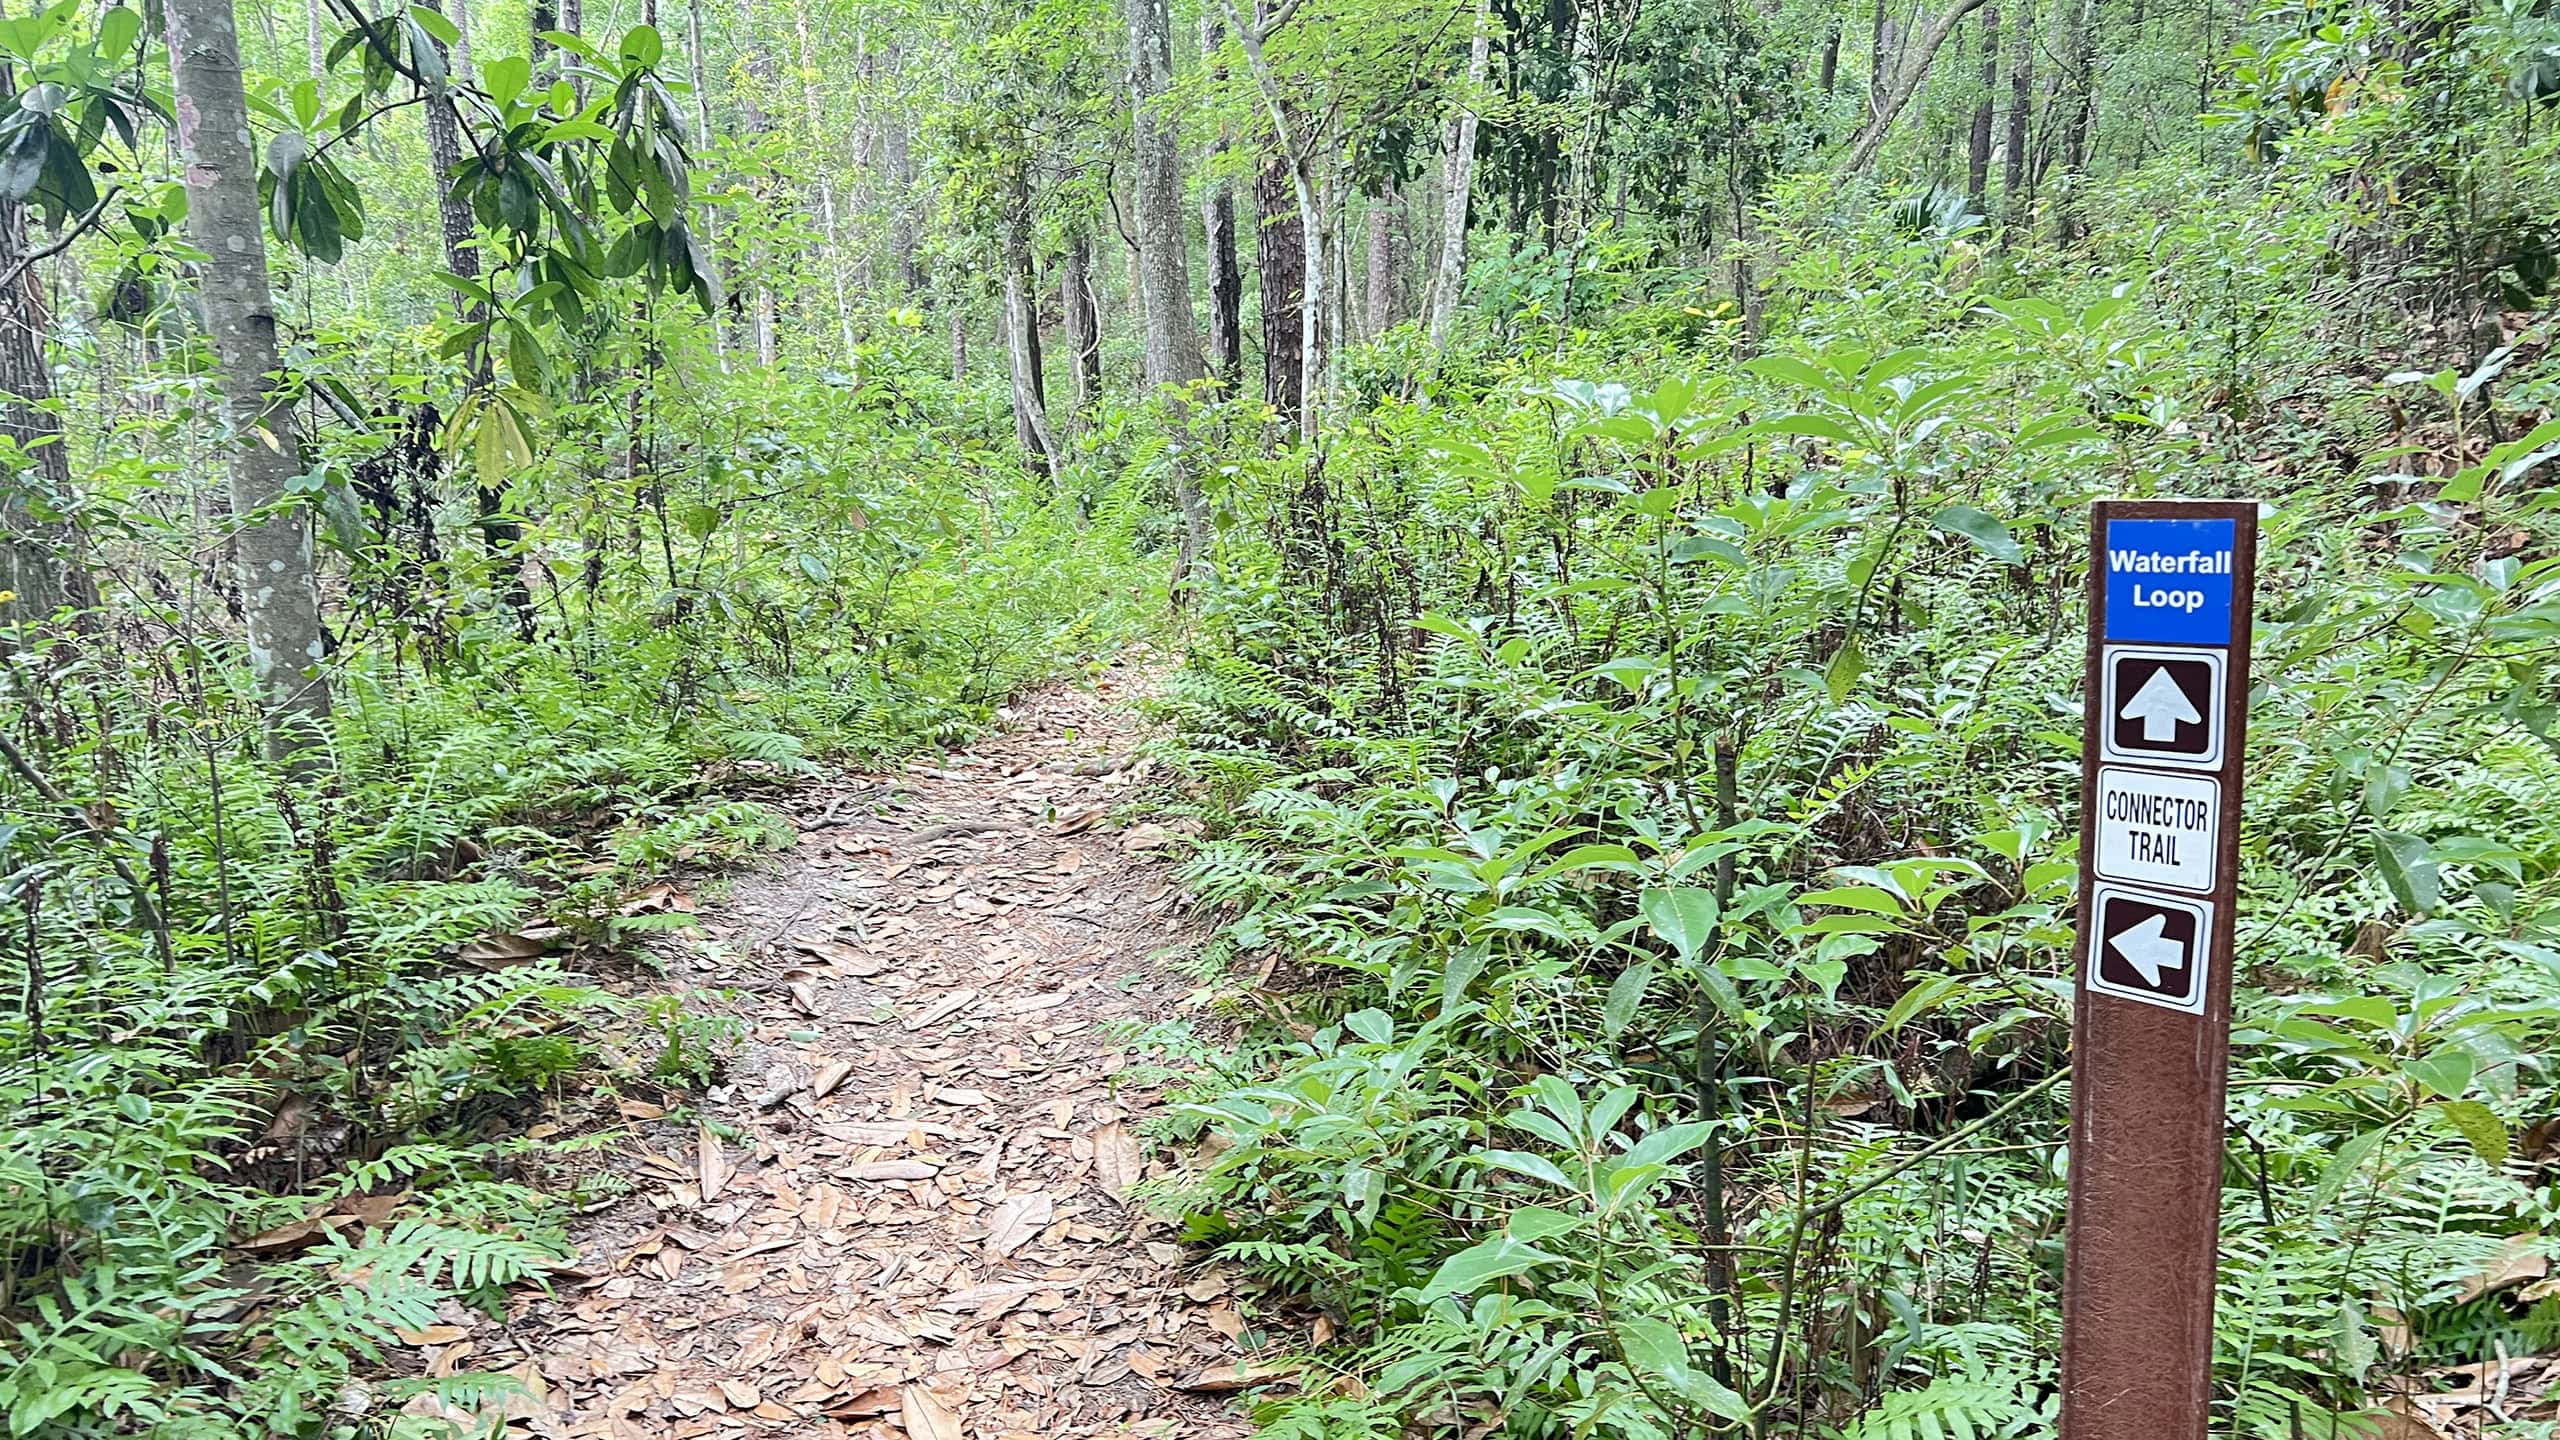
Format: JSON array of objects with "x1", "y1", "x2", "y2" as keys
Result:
[
  {"x1": 1148, "y1": 147, "x2": 2560, "y2": 1440},
  {"x1": 0, "y1": 333, "x2": 1159, "y2": 1433}
]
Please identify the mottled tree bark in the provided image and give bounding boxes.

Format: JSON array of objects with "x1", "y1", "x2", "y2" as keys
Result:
[
  {"x1": 1124, "y1": 0, "x2": 1209, "y2": 590},
  {"x1": 1199, "y1": 15, "x2": 1244, "y2": 390},
  {"x1": 1228, "y1": 0, "x2": 1326, "y2": 437},
  {"x1": 1061, "y1": 229, "x2": 1102, "y2": 432},
  {"x1": 168, "y1": 0, "x2": 333, "y2": 768},
  {"x1": 1255, "y1": 157, "x2": 1304, "y2": 428},
  {"x1": 2054, "y1": 0, "x2": 2098, "y2": 243},
  {"x1": 2003, "y1": 0, "x2": 2031, "y2": 242},
  {"x1": 1364, "y1": 184, "x2": 1405, "y2": 338},
  {"x1": 450, "y1": 0, "x2": 473, "y2": 78},
  {"x1": 1968, "y1": 2, "x2": 1998, "y2": 212},
  {"x1": 1000, "y1": 205, "x2": 1058, "y2": 481},
  {"x1": 1126, "y1": 0, "x2": 1202, "y2": 392},
  {"x1": 0, "y1": 28, "x2": 91, "y2": 648},
  {"x1": 1425, "y1": 0, "x2": 1490, "y2": 351}
]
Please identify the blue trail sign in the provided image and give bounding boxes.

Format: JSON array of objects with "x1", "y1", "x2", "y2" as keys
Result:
[
  {"x1": 2063, "y1": 499, "x2": 2257, "y2": 1440},
  {"x1": 2101, "y1": 517, "x2": 2238, "y2": 646}
]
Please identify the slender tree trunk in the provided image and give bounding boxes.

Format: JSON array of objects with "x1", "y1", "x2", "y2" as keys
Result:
[
  {"x1": 1842, "y1": 0, "x2": 1991, "y2": 171},
  {"x1": 880, "y1": 51, "x2": 922, "y2": 294},
  {"x1": 421, "y1": 0, "x2": 533, "y2": 640},
  {"x1": 1000, "y1": 207, "x2": 1059, "y2": 481},
  {"x1": 1255, "y1": 157, "x2": 1305, "y2": 428},
  {"x1": 1127, "y1": 0, "x2": 1202, "y2": 390},
  {"x1": 1365, "y1": 184, "x2": 1405, "y2": 337},
  {"x1": 2004, "y1": 0, "x2": 2031, "y2": 241},
  {"x1": 0, "y1": 26, "x2": 92, "y2": 648},
  {"x1": 1820, "y1": 19, "x2": 1841, "y2": 91},
  {"x1": 1061, "y1": 228, "x2": 1102, "y2": 432},
  {"x1": 530, "y1": 0, "x2": 553, "y2": 67},
  {"x1": 450, "y1": 0, "x2": 472, "y2": 78},
  {"x1": 687, "y1": 0, "x2": 726, "y2": 365},
  {"x1": 1229, "y1": 0, "x2": 1327, "y2": 437},
  {"x1": 793, "y1": 0, "x2": 860, "y2": 370},
  {"x1": 306, "y1": 0, "x2": 325, "y2": 77},
  {"x1": 1426, "y1": 0, "x2": 1491, "y2": 351},
  {"x1": 949, "y1": 307, "x2": 966, "y2": 384},
  {"x1": 1199, "y1": 15, "x2": 1244, "y2": 389},
  {"x1": 1125, "y1": 0, "x2": 1210, "y2": 590},
  {"x1": 1869, "y1": 0, "x2": 1891, "y2": 107},
  {"x1": 168, "y1": 0, "x2": 333, "y2": 769},
  {"x1": 2054, "y1": 0, "x2": 2098, "y2": 243},
  {"x1": 1968, "y1": 2, "x2": 1998, "y2": 211}
]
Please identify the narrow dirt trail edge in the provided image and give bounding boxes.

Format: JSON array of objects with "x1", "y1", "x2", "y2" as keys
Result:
[{"x1": 496, "y1": 665, "x2": 1261, "y2": 1440}]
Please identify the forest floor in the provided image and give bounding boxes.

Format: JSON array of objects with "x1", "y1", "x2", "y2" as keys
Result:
[{"x1": 419, "y1": 661, "x2": 1265, "y2": 1439}]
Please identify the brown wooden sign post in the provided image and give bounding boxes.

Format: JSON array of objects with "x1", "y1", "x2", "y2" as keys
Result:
[{"x1": 2061, "y1": 498, "x2": 2258, "y2": 1440}]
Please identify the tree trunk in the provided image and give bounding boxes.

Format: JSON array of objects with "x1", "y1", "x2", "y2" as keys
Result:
[
  {"x1": 1127, "y1": 0, "x2": 1202, "y2": 392},
  {"x1": 949, "y1": 307, "x2": 966, "y2": 384},
  {"x1": 450, "y1": 0, "x2": 473, "y2": 78},
  {"x1": 883, "y1": 108, "x2": 920, "y2": 292},
  {"x1": 306, "y1": 0, "x2": 325, "y2": 77},
  {"x1": 1229, "y1": 0, "x2": 1327, "y2": 437},
  {"x1": 1869, "y1": 0, "x2": 1891, "y2": 105},
  {"x1": 1968, "y1": 1, "x2": 1998, "y2": 211},
  {"x1": 1365, "y1": 184, "x2": 1405, "y2": 338},
  {"x1": 0, "y1": 28, "x2": 92, "y2": 648},
  {"x1": 793, "y1": 0, "x2": 860, "y2": 370},
  {"x1": 1000, "y1": 208, "x2": 1059, "y2": 481},
  {"x1": 168, "y1": 0, "x2": 333, "y2": 769},
  {"x1": 1820, "y1": 19, "x2": 1840, "y2": 91},
  {"x1": 1425, "y1": 0, "x2": 1491, "y2": 351},
  {"x1": 1255, "y1": 157, "x2": 1304, "y2": 428},
  {"x1": 2003, "y1": 0, "x2": 2031, "y2": 241},
  {"x1": 0, "y1": 223, "x2": 88, "y2": 647},
  {"x1": 1125, "y1": 0, "x2": 1210, "y2": 591},
  {"x1": 2054, "y1": 0, "x2": 2097, "y2": 243},
  {"x1": 1061, "y1": 228, "x2": 1102, "y2": 432},
  {"x1": 1199, "y1": 15, "x2": 1244, "y2": 390},
  {"x1": 1842, "y1": 0, "x2": 1991, "y2": 171},
  {"x1": 687, "y1": 0, "x2": 725, "y2": 364},
  {"x1": 530, "y1": 0, "x2": 553, "y2": 66},
  {"x1": 421, "y1": 0, "x2": 534, "y2": 640}
]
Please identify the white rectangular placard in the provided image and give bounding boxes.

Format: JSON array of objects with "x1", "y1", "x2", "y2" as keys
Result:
[{"x1": 2091, "y1": 765, "x2": 2221, "y2": 894}]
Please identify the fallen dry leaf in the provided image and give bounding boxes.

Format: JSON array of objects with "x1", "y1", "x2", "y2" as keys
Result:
[
  {"x1": 1093, "y1": 1121, "x2": 1142, "y2": 1199},
  {"x1": 697, "y1": 1124, "x2": 732, "y2": 1203},
  {"x1": 900, "y1": 1382, "x2": 965, "y2": 1440},
  {"x1": 983, "y1": 1193, "x2": 1054, "y2": 1257},
  {"x1": 1175, "y1": 1359, "x2": 1297, "y2": 1393},
  {"x1": 905, "y1": 989, "x2": 981, "y2": 1031}
]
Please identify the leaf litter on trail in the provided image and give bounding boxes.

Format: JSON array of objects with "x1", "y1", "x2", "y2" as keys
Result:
[{"x1": 501, "y1": 674, "x2": 1262, "y2": 1438}]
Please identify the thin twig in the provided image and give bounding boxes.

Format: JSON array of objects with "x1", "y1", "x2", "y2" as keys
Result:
[{"x1": 0, "y1": 186, "x2": 123, "y2": 293}]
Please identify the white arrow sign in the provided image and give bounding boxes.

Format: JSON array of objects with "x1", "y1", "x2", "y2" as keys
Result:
[
  {"x1": 2106, "y1": 912, "x2": 2185, "y2": 986},
  {"x1": 2120, "y1": 666, "x2": 2202, "y2": 742}
]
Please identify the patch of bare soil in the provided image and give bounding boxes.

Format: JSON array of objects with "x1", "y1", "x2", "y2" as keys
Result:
[{"x1": 425, "y1": 663, "x2": 1265, "y2": 1438}]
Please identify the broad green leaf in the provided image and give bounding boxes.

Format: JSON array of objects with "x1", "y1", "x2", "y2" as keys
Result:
[
  {"x1": 1506, "y1": 1205, "x2": 1583, "y2": 1242},
  {"x1": 1415, "y1": 1235, "x2": 1565, "y2": 1303},
  {"x1": 1797, "y1": 885, "x2": 1906, "y2": 916},
  {"x1": 2401, "y1": 1047, "x2": 2474, "y2": 1101},
  {"x1": 1932, "y1": 505, "x2": 2027, "y2": 565},
  {"x1": 2308, "y1": 1125, "x2": 2393, "y2": 1216},
  {"x1": 1603, "y1": 962, "x2": 1653, "y2": 1038},
  {"x1": 1639, "y1": 886, "x2": 1719, "y2": 962},
  {"x1": 2372, "y1": 830, "x2": 2439, "y2": 915},
  {"x1": 2429, "y1": 1099, "x2": 2508, "y2": 1167}
]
